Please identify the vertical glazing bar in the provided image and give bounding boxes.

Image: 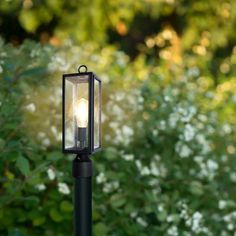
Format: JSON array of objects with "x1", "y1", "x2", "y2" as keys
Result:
[
  {"x1": 99, "y1": 80, "x2": 102, "y2": 148},
  {"x1": 73, "y1": 83, "x2": 78, "y2": 148}
]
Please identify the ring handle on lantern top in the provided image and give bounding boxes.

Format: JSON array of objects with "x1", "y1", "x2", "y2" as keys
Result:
[{"x1": 78, "y1": 65, "x2": 88, "y2": 73}]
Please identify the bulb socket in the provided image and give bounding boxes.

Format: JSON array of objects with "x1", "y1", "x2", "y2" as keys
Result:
[{"x1": 78, "y1": 127, "x2": 86, "y2": 148}]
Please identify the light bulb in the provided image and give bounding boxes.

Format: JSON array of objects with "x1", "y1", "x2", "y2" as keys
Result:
[{"x1": 75, "y1": 98, "x2": 88, "y2": 128}]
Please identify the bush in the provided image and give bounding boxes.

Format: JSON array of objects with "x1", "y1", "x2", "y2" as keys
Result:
[{"x1": 0, "y1": 39, "x2": 236, "y2": 236}]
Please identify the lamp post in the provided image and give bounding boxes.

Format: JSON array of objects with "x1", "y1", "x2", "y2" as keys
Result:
[{"x1": 62, "y1": 65, "x2": 101, "y2": 236}]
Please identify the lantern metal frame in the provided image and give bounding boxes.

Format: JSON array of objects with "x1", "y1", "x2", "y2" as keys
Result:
[{"x1": 62, "y1": 65, "x2": 101, "y2": 155}]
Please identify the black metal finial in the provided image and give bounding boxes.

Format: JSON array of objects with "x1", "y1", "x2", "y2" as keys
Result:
[{"x1": 78, "y1": 65, "x2": 88, "y2": 73}]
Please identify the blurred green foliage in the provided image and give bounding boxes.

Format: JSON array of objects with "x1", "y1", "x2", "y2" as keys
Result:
[
  {"x1": 0, "y1": 0, "x2": 236, "y2": 235},
  {"x1": 1, "y1": 0, "x2": 236, "y2": 81}
]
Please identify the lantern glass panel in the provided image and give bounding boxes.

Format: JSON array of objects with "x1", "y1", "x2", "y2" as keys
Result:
[
  {"x1": 94, "y1": 78, "x2": 101, "y2": 150},
  {"x1": 65, "y1": 75, "x2": 89, "y2": 152}
]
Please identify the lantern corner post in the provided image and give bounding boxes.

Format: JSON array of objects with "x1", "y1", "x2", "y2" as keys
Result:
[{"x1": 72, "y1": 154, "x2": 93, "y2": 236}]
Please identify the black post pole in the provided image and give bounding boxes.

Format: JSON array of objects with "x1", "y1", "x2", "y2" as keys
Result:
[{"x1": 72, "y1": 154, "x2": 92, "y2": 236}]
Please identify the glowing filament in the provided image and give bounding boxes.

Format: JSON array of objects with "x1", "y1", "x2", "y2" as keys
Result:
[{"x1": 75, "y1": 98, "x2": 88, "y2": 128}]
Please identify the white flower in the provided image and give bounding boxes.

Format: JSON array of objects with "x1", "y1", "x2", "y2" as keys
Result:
[
  {"x1": 164, "y1": 95, "x2": 171, "y2": 102},
  {"x1": 47, "y1": 168, "x2": 56, "y2": 180},
  {"x1": 196, "y1": 134, "x2": 211, "y2": 154},
  {"x1": 149, "y1": 178, "x2": 159, "y2": 186},
  {"x1": 154, "y1": 154, "x2": 161, "y2": 161},
  {"x1": 140, "y1": 166, "x2": 150, "y2": 176},
  {"x1": 221, "y1": 155, "x2": 228, "y2": 163},
  {"x1": 227, "y1": 223, "x2": 234, "y2": 230},
  {"x1": 159, "y1": 120, "x2": 166, "y2": 130},
  {"x1": 112, "y1": 104, "x2": 124, "y2": 117},
  {"x1": 113, "y1": 125, "x2": 134, "y2": 146},
  {"x1": 167, "y1": 215, "x2": 174, "y2": 222},
  {"x1": 109, "y1": 122, "x2": 119, "y2": 129},
  {"x1": 96, "y1": 172, "x2": 106, "y2": 184},
  {"x1": 25, "y1": 103, "x2": 36, "y2": 112},
  {"x1": 183, "y1": 124, "x2": 195, "y2": 141},
  {"x1": 37, "y1": 132, "x2": 46, "y2": 139},
  {"x1": 138, "y1": 96, "x2": 144, "y2": 103},
  {"x1": 194, "y1": 156, "x2": 203, "y2": 163},
  {"x1": 223, "y1": 214, "x2": 231, "y2": 222},
  {"x1": 114, "y1": 91, "x2": 125, "y2": 101},
  {"x1": 103, "y1": 183, "x2": 113, "y2": 193},
  {"x1": 112, "y1": 181, "x2": 120, "y2": 189},
  {"x1": 122, "y1": 125, "x2": 134, "y2": 137},
  {"x1": 230, "y1": 172, "x2": 236, "y2": 183},
  {"x1": 130, "y1": 212, "x2": 138, "y2": 218},
  {"x1": 42, "y1": 138, "x2": 51, "y2": 147},
  {"x1": 206, "y1": 125, "x2": 215, "y2": 134},
  {"x1": 51, "y1": 126, "x2": 58, "y2": 136},
  {"x1": 137, "y1": 121, "x2": 143, "y2": 128},
  {"x1": 192, "y1": 211, "x2": 203, "y2": 232},
  {"x1": 135, "y1": 160, "x2": 142, "y2": 169},
  {"x1": 101, "y1": 112, "x2": 107, "y2": 123},
  {"x1": 58, "y1": 182, "x2": 70, "y2": 195},
  {"x1": 158, "y1": 205, "x2": 164, "y2": 212},
  {"x1": 167, "y1": 225, "x2": 178, "y2": 236},
  {"x1": 196, "y1": 134, "x2": 206, "y2": 144},
  {"x1": 122, "y1": 154, "x2": 134, "y2": 161},
  {"x1": 175, "y1": 142, "x2": 192, "y2": 158},
  {"x1": 207, "y1": 159, "x2": 218, "y2": 171},
  {"x1": 202, "y1": 142, "x2": 211, "y2": 154},
  {"x1": 101, "y1": 74, "x2": 110, "y2": 84},
  {"x1": 222, "y1": 124, "x2": 232, "y2": 134},
  {"x1": 198, "y1": 114, "x2": 208, "y2": 122},
  {"x1": 102, "y1": 181, "x2": 119, "y2": 193},
  {"x1": 218, "y1": 200, "x2": 227, "y2": 210},
  {"x1": 36, "y1": 184, "x2": 46, "y2": 191},
  {"x1": 136, "y1": 217, "x2": 148, "y2": 227},
  {"x1": 58, "y1": 171, "x2": 64, "y2": 177},
  {"x1": 48, "y1": 55, "x2": 69, "y2": 72},
  {"x1": 168, "y1": 113, "x2": 179, "y2": 128},
  {"x1": 187, "y1": 67, "x2": 200, "y2": 77},
  {"x1": 150, "y1": 162, "x2": 160, "y2": 176},
  {"x1": 57, "y1": 132, "x2": 62, "y2": 141},
  {"x1": 232, "y1": 94, "x2": 236, "y2": 103},
  {"x1": 180, "y1": 208, "x2": 188, "y2": 219},
  {"x1": 152, "y1": 129, "x2": 158, "y2": 136}
]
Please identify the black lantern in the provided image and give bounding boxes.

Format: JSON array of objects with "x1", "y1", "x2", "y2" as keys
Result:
[
  {"x1": 62, "y1": 65, "x2": 101, "y2": 155},
  {"x1": 62, "y1": 65, "x2": 102, "y2": 236}
]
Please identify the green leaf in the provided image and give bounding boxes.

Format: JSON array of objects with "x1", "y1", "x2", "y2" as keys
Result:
[
  {"x1": 60, "y1": 201, "x2": 73, "y2": 212},
  {"x1": 16, "y1": 155, "x2": 30, "y2": 176},
  {"x1": 94, "y1": 222, "x2": 109, "y2": 236},
  {"x1": 157, "y1": 210, "x2": 167, "y2": 222},
  {"x1": 20, "y1": 196, "x2": 40, "y2": 204},
  {"x1": 93, "y1": 210, "x2": 102, "y2": 221},
  {"x1": 190, "y1": 181, "x2": 204, "y2": 196},
  {"x1": 19, "y1": 10, "x2": 40, "y2": 32},
  {"x1": 19, "y1": 67, "x2": 46, "y2": 78},
  {"x1": 105, "y1": 147, "x2": 118, "y2": 160},
  {"x1": 46, "y1": 151, "x2": 64, "y2": 162},
  {"x1": 8, "y1": 229, "x2": 25, "y2": 236},
  {"x1": 0, "y1": 138, "x2": 5, "y2": 149},
  {"x1": 124, "y1": 203, "x2": 135, "y2": 214},
  {"x1": 33, "y1": 216, "x2": 46, "y2": 226},
  {"x1": 49, "y1": 209, "x2": 63, "y2": 222},
  {"x1": 110, "y1": 194, "x2": 126, "y2": 208}
]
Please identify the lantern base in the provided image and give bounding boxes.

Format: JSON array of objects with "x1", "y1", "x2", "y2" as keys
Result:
[{"x1": 72, "y1": 154, "x2": 92, "y2": 178}]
